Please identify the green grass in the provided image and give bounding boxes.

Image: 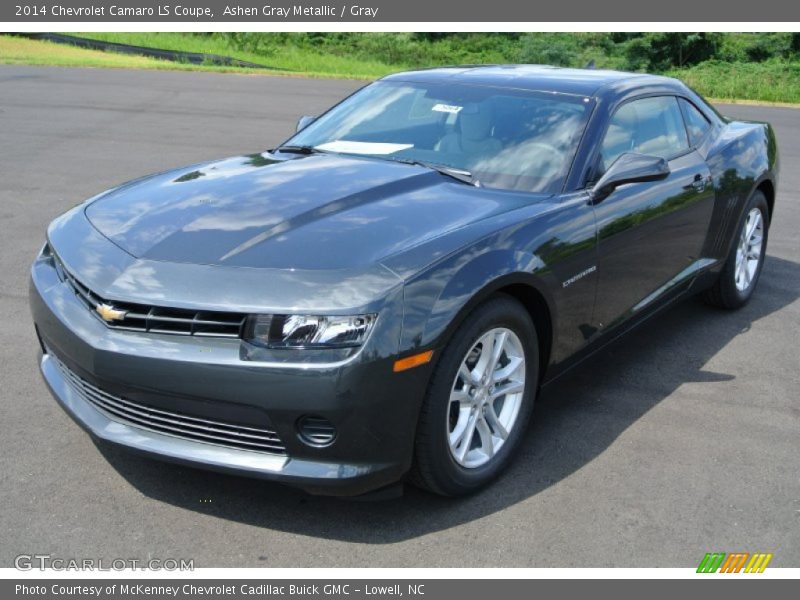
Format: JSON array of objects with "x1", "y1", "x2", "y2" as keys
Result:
[
  {"x1": 71, "y1": 32, "x2": 400, "y2": 78},
  {"x1": 0, "y1": 35, "x2": 267, "y2": 74},
  {"x1": 0, "y1": 34, "x2": 393, "y2": 79},
  {"x1": 666, "y1": 59, "x2": 800, "y2": 105},
  {"x1": 2, "y1": 33, "x2": 799, "y2": 105}
]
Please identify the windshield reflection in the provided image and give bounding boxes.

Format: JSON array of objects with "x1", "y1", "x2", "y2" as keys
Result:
[{"x1": 287, "y1": 81, "x2": 593, "y2": 194}]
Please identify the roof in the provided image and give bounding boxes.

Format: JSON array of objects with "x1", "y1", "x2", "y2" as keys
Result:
[{"x1": 382, "y1": 65, "x2": 677, "y2": 98}]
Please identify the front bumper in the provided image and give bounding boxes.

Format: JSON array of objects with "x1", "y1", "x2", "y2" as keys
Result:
[{"x1": 30, "y1": 251, "x2": 433, "y2": 496}]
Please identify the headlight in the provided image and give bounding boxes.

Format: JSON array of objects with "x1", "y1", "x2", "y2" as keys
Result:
[{"x1": 245, "y1": 314, "x2": 376, "y2": 349}]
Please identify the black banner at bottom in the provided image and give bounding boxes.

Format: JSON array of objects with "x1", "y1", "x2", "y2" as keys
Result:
[{"x1": 3, "y1": 579, "x2": 795, "y2": 600}]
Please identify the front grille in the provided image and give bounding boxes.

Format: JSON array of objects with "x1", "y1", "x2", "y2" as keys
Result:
[
  {"x1": 52, "y1": 251, "x2": 246, "y2": 338},
  {"x1": 52, "y1": 354, "x2": 287, "y2": 455}
]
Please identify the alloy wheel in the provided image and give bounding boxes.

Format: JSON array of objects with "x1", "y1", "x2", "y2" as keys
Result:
[
  {"x1": 735, "y1": 207, "x2": 764, "y2": 292},
  {"x1": 446, "y1": 327, "x2": 526, "y2": 468}
]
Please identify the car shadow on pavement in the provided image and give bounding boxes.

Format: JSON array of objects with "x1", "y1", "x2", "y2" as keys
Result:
[{"x1": 97, "y1": 254, "x2": 799, "y2": 544}]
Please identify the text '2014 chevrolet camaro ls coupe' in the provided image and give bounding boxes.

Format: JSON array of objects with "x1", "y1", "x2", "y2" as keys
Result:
[{"x1": 30, "y1": 66, "x2": 778, "y2": 497}]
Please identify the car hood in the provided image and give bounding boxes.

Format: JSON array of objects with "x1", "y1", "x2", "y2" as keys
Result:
[{"x1": 84, "y1": 153, "x2": 529, "y2": 271}]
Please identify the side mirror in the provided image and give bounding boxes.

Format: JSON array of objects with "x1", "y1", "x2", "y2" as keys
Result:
[
  {"x1": 296, "y1": 115, "x2": 316, "y2": 132},
  {"x1": 591, "y1": 153, "x2": 670, "y2": 203}
]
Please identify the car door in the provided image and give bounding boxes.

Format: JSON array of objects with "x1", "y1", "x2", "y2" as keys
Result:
[{"x1": 591, "y1": 95, "x2": 715, "y2": 331}]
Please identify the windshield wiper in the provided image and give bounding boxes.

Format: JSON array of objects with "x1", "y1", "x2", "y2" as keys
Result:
[
  {"x1": 392, "y1": 158, "x2": 479, "y2": 186},
  {"x1": 271, "y1": 145, "x2": 320, "y2": 155},
  {"x1": 273, "y1": 147, "x2": 478, "y2": 186}
]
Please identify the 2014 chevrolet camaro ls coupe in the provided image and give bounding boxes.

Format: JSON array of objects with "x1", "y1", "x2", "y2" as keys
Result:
[{"x1": 30, "y1": 66, "x2": 778, "y2": 496}]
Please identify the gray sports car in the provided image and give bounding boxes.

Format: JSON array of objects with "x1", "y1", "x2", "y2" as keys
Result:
[{"x1": 30, "y1": 66, "x2": 778, "y2": 496}]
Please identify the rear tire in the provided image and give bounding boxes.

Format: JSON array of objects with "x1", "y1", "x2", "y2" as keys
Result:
[
  {"x1": 703, "y1": 191, "x2": 769, "y2": 309},
  {"x1": 409, "y1": 295, "x2": 538, "y2": 496}
]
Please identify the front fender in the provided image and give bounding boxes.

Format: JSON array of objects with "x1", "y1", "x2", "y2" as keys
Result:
[
  {"x1": 391, "y1": 194, "x2": 598, "y2": 372},
  {"x1": 428, "y1": 249, "x2": 555, "y2": 350},
  {"x1": 398, "y1": 241, "x2": 558, "y2": 354}
]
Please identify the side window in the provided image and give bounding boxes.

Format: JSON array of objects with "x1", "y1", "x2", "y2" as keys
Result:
[
  {"x1": 679, "y1": 98, "x2": 712, "y2": 146},
  {"x1": 599, "y1": 96, "x2": 689, "y2": 175}
]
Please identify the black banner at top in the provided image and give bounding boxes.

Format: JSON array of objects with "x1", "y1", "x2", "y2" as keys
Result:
[{"x1": 3, "y1": 0, "x2": 800, "y2": 22}]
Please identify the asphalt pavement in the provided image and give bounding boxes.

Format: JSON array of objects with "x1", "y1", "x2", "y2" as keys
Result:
[{"x1": 0, "y1": 66, "x2": 798, "y2": 568}]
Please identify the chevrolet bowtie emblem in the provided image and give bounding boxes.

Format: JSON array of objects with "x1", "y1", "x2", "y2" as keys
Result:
[{"x1": 96, "y1": 303, "x2": 128, "y2": 323}]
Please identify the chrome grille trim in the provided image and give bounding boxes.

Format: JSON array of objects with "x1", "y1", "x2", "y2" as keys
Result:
[
  {"x1": 52, "y1": 354, "x2": 287, "y2": 455},
  {"x1": 51, "y1": 252, "x2": 246, "y2": 338}
]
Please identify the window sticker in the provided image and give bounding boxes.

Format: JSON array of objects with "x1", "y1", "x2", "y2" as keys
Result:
[{"x1": 432, "y1": 104, "x2": 463, "y2": 114}]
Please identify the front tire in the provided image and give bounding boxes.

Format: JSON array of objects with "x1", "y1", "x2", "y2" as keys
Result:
[
  {"x1": 703, "y1": 190, "x2": 769, "y2": 309},
  {"x1": 409, "y1": 295, "x2": 538, "y2": 496}
]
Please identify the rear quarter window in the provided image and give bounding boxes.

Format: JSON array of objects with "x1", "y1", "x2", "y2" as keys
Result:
[{"x1": 679, "y1": 98, "x2": 712, "y2": 146}]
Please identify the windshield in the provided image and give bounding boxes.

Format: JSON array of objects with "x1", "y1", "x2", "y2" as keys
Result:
[{"x1": 286, "y1": 80, "x2": 594, "y2": 194}]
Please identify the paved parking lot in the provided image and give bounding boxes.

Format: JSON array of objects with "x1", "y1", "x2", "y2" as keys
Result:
[{"x1": 0, "y1": 66, "x2": 798, "y2": 567}]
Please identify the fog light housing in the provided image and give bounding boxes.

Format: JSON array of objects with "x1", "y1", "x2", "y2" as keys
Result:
[{"x1": 297, "y1": 416, "x2": 337, "y2": 447}]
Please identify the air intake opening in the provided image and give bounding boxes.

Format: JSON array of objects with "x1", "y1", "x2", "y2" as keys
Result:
[{"x1": 297, "y1": 416, "x2": 337, "y2": 447}]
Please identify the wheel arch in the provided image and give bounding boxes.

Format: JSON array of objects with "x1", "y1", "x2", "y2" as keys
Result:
[
  {"x1": 431, "y1": 272, "x2": 556, "y2": 384},
  {"x1": 755, "y1": 178, "x2": 775, "y2": 223}
]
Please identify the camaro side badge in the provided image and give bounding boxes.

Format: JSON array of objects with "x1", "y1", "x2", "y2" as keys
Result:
[
  {"x1": 562, "y1": 265, "x2": 597, "y2": 288},
  {"x1": 96, "y1": 303, "x2": 128, "y2": 322}
]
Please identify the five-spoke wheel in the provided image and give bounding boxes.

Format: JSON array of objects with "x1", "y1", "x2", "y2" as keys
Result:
[
  {"x1": 410, "y1": 295, "x2": 537, "y2": 496},
  {"x1": 734, "y1": 207, "x2": 765, "y2": 293},
  {"x1": 447, "y1": 328, "x2": 526, "y2": 468}
]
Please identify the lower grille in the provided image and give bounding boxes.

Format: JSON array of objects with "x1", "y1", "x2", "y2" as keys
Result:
[{"x1": 52, "y1": 355, "x2": 287, "y2": 455}]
